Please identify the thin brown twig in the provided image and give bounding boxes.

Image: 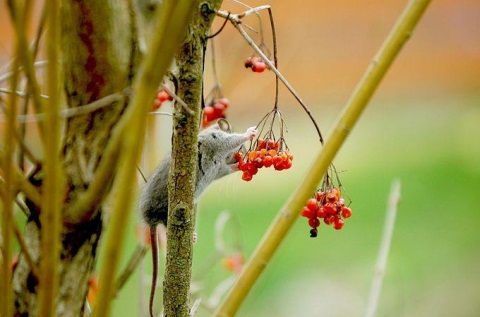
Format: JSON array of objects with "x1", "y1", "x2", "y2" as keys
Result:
[
  {"x1": 0, "y1": 60, "x2": 49, "y2": 85},
  {"x1": 113, "y1": 244, "x2": 149, "y2": 297},
  {"x1": 0, "y1": 88, "x2": 49, "y2": 99},
  {"x1": 160, "y1": 84, "x2": 194, "y2": 115},
  {"x1": 0, "y1": 98, "x2": 40, "y2": 165},
  {"x1": 7, "y1": 5, "x2": 45, "y2": 120},
  {"x1": 12, "y1": 220, "x2": 38, "y2": 278},
  {"x1": 0, "y1": 92, "x2": 124, "y2": 123}
]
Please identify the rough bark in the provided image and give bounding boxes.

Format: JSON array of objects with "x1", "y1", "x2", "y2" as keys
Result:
[{"x1": 163, "y1": 1, "x2": 223, "y2": 316}]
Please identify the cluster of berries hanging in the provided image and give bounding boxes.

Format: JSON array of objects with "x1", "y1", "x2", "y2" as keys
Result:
[
  {"x1": 234, "y1": 109, "x2": 292, "y2": 181},
  {"x1": 152, "y1": 89, "x2": 173, "y2": 111},
  {"x1": 203, "y1": 97, "x2": 230, "y2": 127},
  {"x1": 244, "y1": 56, "x2": 272, "y2": 73},
  {"x1": 301, "y1": 186, "x2": 353, "y2": 237},
  {"x1": 234, "y1": 139, "x2": 293, "y2": 181}
]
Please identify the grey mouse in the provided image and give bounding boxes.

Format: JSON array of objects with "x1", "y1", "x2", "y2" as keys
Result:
[{"x1": 138, "y1": 119, "x2": 256, "y2": 317}]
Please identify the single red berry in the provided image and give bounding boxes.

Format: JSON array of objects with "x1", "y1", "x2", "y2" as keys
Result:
[
  {"x1": 283, "y1": 158, "x2": 293, "y2": 170},
  {"x1": 252, "y1": 61, "x2": 266, "y2": 73},
  {"x1": 234, "y1": 152, "x2": 243, "y2": 162},
  {"x1": 317, "y1": 207, "x2": 327, "y2": 218},
  {"x1": 242, "y1": 171, "x2": 253, "y2": 181},
  {"x1": 213, "y1": 102, "x2": 225, "y2": 116},
  {"x1": 337, "y1": 198, "x2": 345, "y2": 208},
  {"x1": 244, "y1": 57, "x2": 253, "y2": 68},
  {"x1": 323, "y1": 203, "x2": 337, "y2": 215},
  {"x1": 308, "y1": 218, "x2": 320, "y2": 228},
  {"x1": 203, "y1": 106, "x2": 216, "y2": 123},
  {"x1": 301, "y1": 207, "x2": 313, "y2": 218},
  {"x1": 341, "y1": 207, "x2": 352, "y2": 219},
  {"x1": 216, "y1": 98, "x2": 230, "y2": 108},
  {"x1": 253, "y1": 157, "x2": 264, "y2": 168},
  {"x1": 272, "y1": 155, "x2": 283, "y2": 165},
  {"x1": 324, "y1": 215, "x2": 335, "y2": 225},
  {"x1": 262, "y1": 155, "x2": 273, "y2": 167},
  {"x1": 316, "y1": 191, "x2": 326, "y2": 203},
  {"x1": 306, "y1": 198, "x2": 319, "y2": 212},
  {"x1": 157, "y1": 90, "x2": 172, "y2": 102},
  {"x1": 245, "y1": 162, "x2": 258, "y2": 175},
  {"x1": 238, "y1": 161, "x2": 247, "y2": 171},
  {"x1": 334, "y1": 218, "x2": 345, "y2": 230}
]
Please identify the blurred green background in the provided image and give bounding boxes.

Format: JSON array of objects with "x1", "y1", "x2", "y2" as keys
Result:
[
  {"x1": 114, "y1": 0, "x2": 480, "y2": 316},
  {"x1": 1, "y1": 0, "x2": 478, "y2": 316}
]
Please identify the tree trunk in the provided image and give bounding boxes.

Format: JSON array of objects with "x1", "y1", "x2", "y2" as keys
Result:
[{"x1": 12, "y1": 1, "x2": 137, "y2": 315}]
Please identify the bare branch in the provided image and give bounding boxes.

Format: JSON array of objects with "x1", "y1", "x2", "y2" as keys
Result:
[
  {"x1": 12, "y1": 220, "x2": 39, "y2": 279},
  {"x1": 113, "y1": 245, "x2": 148, "y2": 297},
  {"x1": 365, "y1": 180, "x2": 401, "y2": 317}
]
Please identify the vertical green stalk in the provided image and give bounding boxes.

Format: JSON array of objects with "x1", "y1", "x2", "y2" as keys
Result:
[
  {"x1": 1, "y1": 52, "x2": 19, "y2": 317},
  {"x1": 92, "y1": 1, "x2": 198, "y2": 316},
  {"x1": 38, "y1": 0, "x2": 63, "y2": 315},
  {"x1": 214, "y1": 0, "x2": 432, "y2": 315}
]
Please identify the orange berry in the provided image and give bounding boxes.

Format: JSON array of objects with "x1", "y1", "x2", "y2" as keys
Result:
[
  {"x1": 87, "y1": 275, "x2": 99, "y2": 306},
  {"x1": 267, "y1": 149, "x2": 277, "y2": 157},
  {"x1": 248, "y1": 151, "x2": 258, "y2": 162},
  {"x1": 222, "y1": 253, "x2": 244, "y2": 274}
]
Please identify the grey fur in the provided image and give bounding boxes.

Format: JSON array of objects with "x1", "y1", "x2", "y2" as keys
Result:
[{"x1": 139, "y1": 119, "x2": 256, "y2": 227}]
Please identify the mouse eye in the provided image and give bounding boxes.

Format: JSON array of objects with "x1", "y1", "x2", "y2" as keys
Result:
[{"x1": 211, "y1": 133, "x2": 218, "y2": 139}]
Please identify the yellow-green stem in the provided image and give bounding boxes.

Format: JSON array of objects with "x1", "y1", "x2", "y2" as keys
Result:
[
  {"x1": 1, "y1": 51, "x2": 18, "y2": 317},
  {"x1": 214, "y1": 0, "x2": 432, "y2": 315},
  {"x1": 38, "y1": 0, "x2": 63, "y2": 315},
  {"x1": 92, "y1": 1, "x2": 197, "y2": 316}
]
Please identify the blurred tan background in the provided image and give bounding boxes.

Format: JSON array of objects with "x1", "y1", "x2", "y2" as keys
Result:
[{"x1": 1, "y1": 1, "x2": 479, "y2": 317}]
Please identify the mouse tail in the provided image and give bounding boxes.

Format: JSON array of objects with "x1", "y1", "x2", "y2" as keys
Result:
[{"x1": 149, "y1": 227, "x2": 158, "y2": 317}]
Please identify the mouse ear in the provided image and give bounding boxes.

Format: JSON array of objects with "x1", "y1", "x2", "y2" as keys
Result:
[{"x1": 216, "y1": 118, "x2": 232, "y2": 132}]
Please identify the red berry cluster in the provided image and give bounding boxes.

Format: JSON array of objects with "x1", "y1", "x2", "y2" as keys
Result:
[
  {"x1": 234, "y1": 139, "x2": 293, "y2": 181},
  {"x1": 203, "y1": 98, "x2": 230, "y2": 127},
  {"x1": 152, "y1": 89, "x2": 173, "y2": 111},
  {"x1": 301, "y1": 187, "x2": 353, "y2": 237},
  {"x1": 244, "y1": 56, "x2": 272, "y2": 73}
]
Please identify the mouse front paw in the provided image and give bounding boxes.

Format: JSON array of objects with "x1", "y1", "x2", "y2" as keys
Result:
[{"x1": 245, "y1": 126, "x2": 257, "y2": 140}]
